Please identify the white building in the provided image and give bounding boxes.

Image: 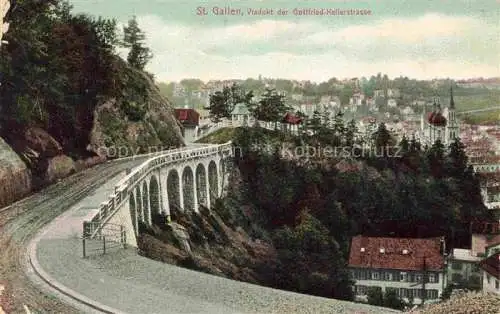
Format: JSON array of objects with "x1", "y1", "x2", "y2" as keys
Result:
[
  {"x1": 319, "y1": 95, "x2": 331, "y2": 104},
  {"x1": 230, "y1": 103, "x2": 252, "y2": 126},
  {"x1": 401, "y1": 106, "x2": 414, "y2": 116},
  {"x1": 374, "y1": 89, "x2": 385, "y2": 98},
  {"x1": 447, "y1": 248, "x2": 482, "y2": 289},
  {"x1": 479, "y1": 252, "x2": 500, "y2": 294},
  {"x1": 418, "y1": 87, "x2": 459, "y2": 147},
  {"x1": 173, "y1": 83, "x2": 187, "y2": 97},
  {"x1": 387, "y1": 98, "x2": 398, "y2": 107},
  {"x1": 350, "y1": 92, "x2": 365, "y2": 106},
  {"x1": 174, "y1": 107, "x2": 199, "y2": 143},
  {"x1": 387, "y1": 88, "x2": 401, "y2": 98},
  {"x1": 291, "y1": 93, "x2": 304, "y2": 101},
  {"x1": 348, "y1": 235, "x2": 447, "y2": 305}
]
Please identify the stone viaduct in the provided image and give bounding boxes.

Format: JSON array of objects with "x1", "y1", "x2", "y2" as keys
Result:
[{"x1": 83, "y1": 142, "x2": 234, "y2": 247}]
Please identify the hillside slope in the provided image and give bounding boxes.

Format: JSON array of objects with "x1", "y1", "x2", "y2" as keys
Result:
[{"x1": 0, "y1": 2, "x2": 184, "y2": 208}]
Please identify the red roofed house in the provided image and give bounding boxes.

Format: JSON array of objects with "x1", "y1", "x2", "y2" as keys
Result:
[
  {"x1": 281, "y1": 113, "x2": 302, "y2": 134},
  {"x1": 174, "y1": 108, "x2": 200, "y2": 142},
  {"x1": 479, "y1": 252, "x2": 500, "y2": 294},
  {"x1": 348, "y1": 235, "x2": 447, "y2": 304}
]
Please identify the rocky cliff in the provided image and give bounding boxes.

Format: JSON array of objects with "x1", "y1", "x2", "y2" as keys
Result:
[
  {"x1": 88, "y1": 66, "x2": 185, "y2": 158},
  {"x1": 0, "y1": 137, "x2": 31, "y2": 208},
  {"x1": 0, "y1": 62, "x2": 184, "y2": 208},
  {"x1": 138, "y1": 205, "x2": 278, "y2": 286}
]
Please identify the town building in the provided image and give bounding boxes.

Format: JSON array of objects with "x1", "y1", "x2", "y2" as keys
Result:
[
  {"x1": 401, "y1": 106, "x2": 415, "y2": 116},
  {"x1": 174, "y1": 107, "x2": 199, "y2": 143},
  {"x1": 387, "y1": 88, "x2": 401, "y2": 98},
  {"x1": 281, "y1": 113, "x2": 302, "y2": 134},
  {"x1": 387, "y1": 98, "x2": 397, "y2": 108},
  {"x1": 418, "y1": 87, "x2": 459, "y2": 147},
  {"x1": 348, "y1": 235, "x2": 447, "y2": 305},
  {"x1": 374, "y1": 89, "x2": 385, "y2": 98},
  {"x1": 447, "y1": 248, "x2": 482, "y2": 289},
  {"x1": 230, "y1": 103, "x2": 252, "y2": 127},
  {"x1": 358, "y1": 117, "x2": 378, "y2": 144},
  {"x1": 479, "y1": 252, "x2": 500, "y2": 294},
  {"x1": 473, "y1": 232, "x2": 500, "y2": 256},
  {"x1": 349, "y1": 91, "x2": 365, "y2": 106}
]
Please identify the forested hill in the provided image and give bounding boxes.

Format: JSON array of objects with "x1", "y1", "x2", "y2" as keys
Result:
[
  {"x1": 0, "y1": 0, "x2": 183, "y2": 206},
  {"x1": 194, "y1": 126, "x2": 494, "y2": 305}
]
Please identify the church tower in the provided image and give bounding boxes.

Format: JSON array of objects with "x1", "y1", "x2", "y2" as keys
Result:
[{"x1": 446, "y1": 86, "x2": 459, "y2": 143}]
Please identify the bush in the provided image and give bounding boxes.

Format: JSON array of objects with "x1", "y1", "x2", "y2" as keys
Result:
[
  {"x1": 121, "y1": 100, "x2": 146, "y2": 121},
  {"x1": 384, "y1": 289, "x2": 405, "y2": 310},
  {"x1": 367, "y1": 286, "x2": 384, "y2": 306}
]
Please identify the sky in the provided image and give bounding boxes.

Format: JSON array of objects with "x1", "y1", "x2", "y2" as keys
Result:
[{"x1": 70, "y1": 0, "x2": 500, "y2": 83}]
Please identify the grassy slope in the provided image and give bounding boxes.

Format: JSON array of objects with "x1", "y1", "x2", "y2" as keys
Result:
[
  {"x1": 195, "y1": 127, "x2": 288, "y2": 145},
  {"x1": 195, "y1": 128, "x2": 238, "y2": 144},
  {"x1": 461, "y1": 109, "x2": 500, "y2": 125}
]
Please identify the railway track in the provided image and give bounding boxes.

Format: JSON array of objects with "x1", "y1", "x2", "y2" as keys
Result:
[{"x1": 0, "y1": 158, "x2": 145, "y2": 313}]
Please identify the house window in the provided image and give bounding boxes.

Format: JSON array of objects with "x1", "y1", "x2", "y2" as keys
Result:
[
  {"x1": 384, "y1": 272, "x2": 392, "y2": 281},
  {"x1": 361, "y1": 270, "x2": 370, "y2": 280},
  {"x1": 356, "y1": 285, "x2": 368, "y2": 295},
  {"x1": 471, "y1": 263, "x2": 480, "y2": 272},
  {"x1": 415, "y1": 289, "x2": 423, "y2": 299},
  {"x1": 469, "y1": 275, "x2": 481, "y2": 286},
  {"x1": 407, "y1": 289, "x2": 414, "y2": 298},
  {"x1": 426, "y1": 289, "x2": 438, "y2": 299},
  {"x1": 399, "y1": 288, "x2": 407, "y2": 298},
  {"x1": 496, "y1": 280, "x2": 499, "y2": 290},
  {"x1": 400, "y1": 272, "x2": 407, "y2": 282},
  {"x1": 452, "y1": 273, "x2": 463, "y2": 282},
  {"x1": 487, "y1": 274, "x2": 491, "y2": 284},
  {"x1": 415, "y1": 274, "x2": 422, "y2": 282},
  {"x1": 372, "y1": 271, "x2": 380, "y2": 280},
  {"x1": 428, "y1": 274, "x2": 437, "y2": 283},
  {"x1": 451, "y1": 262, "x2": 462, "y2": 270}
]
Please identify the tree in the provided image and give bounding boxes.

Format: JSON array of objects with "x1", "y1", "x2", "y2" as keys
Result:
[
  {"x1": 367, "y1": 286, "x2": 384, "y2": 306},
  {"x1": 427, "y1": 139, "x2": 446, "y2": 178},
  {"x1": 273, "y1": 210, "x2": 354, "y2": 300},
  {"x1": 295, "y1": 110, "x2": 307, "y2": 135},
  {"x1": 409, "y1": 135, "x2": 421, "y2": 153},
  {"x1": 0, "y1": 0, "x2": 126, "y2": 154},
  {"x1": 399, "y1": 135, "x2": 410, "y2": 155},
  {"x1": 332, "y1": 111, "x2": 346, "y2": 147},
  {"x1": 339, "y1": 84, "x2": 354, "y2": 105},
  {"x1": 205, "y1": 83, "x2": 252, "y2": 123},
  {"x1": 307, "y1": 110, "x2": 323, "y2": 136},
  {"x1": 206, "y1": 87, "x2": 231, "y2": 123},
  {"x1": 122, "y1": 16, "x2": 152, "y2": 69},
  {"x1": 252, "y1": 87, "x2": 290, "y2": 129},
  {"x1": 383, "y1": 289, "x2": 405, "y2": 310},
  {"x1": 373, "y1": 123, "x2": 392, "y2": 154},
  {"x1": 345, "y1": 119, "x2": 358, "y2": 148},
  {"x1": 446, "y1": 137, "x2": 467, "y2": 178}
]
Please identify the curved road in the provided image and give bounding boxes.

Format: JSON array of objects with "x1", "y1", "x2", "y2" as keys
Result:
[{"x1": 1, "y1": 149, "x2": 397, "y2": 314}]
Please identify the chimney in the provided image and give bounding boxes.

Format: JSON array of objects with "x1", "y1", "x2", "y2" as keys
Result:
[
  {"x1": 402, "y1": 249, "x2": 409, "y2": 255},
  {"x1": 379, "y1": 248, "x2": 385, "y2": 254},
  {"x1": 360, "y1": 247, "x2": 365, "y2": 252}
]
